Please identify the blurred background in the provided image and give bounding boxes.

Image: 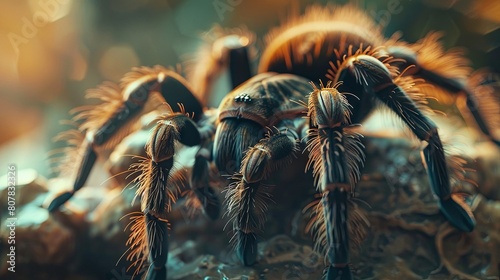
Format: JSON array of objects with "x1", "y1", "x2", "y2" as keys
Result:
[{"x1": 0, "y1": 0, "x2": 499, "y2": 177}]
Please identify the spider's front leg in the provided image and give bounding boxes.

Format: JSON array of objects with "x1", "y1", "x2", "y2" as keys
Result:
[
  {"x1": 130, "y1": 108, "x2": 202, "y2": 280},
  {"x1": 306, "y1": 84, "x2": 364, "y2": 280},
  {"x1": 225, "y1": 122, "x2": 300, "y2": 266},
  {"x1": 48, "y1": 69, "x2": 203, "y2": 212},
  {"x1": 338, "y1": 54, "x2": 476, "y2": 232},
  {"x1": 212, "y1": 73, "x2": 313, "y2": 268}
]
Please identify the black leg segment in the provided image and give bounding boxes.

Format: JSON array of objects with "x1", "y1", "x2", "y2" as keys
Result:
[
  {"x1": 48, "y1": 70, "x2": 203, "y2": 213},
  {"x1": 335, "y1": 54, "x2": 475, "y2": 232},
  {"x1": 191, "y1": 147, "x2": 220, "y2": 220},
  {"x1": 388, "y1": 46, "x2": 500, "y2": 146},
  {"x1": 48, "y1": 136, "x2": 97, "y2": 212},
  {"x1": 323, "y1": 188, "x2": 353, "y2": 280},
  {"x1": 145, "y1": 212, "x2": 169, "y2": 280},
  {"x1": 376, "y1": 84, "x2": 475, "y2": 232}
]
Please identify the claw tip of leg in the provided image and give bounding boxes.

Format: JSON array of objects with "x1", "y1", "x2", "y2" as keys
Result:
[
  {"x1": 237, "y1": 231, "x2": 258, "y2": 266},
  {"x1": 47, "y1": 191, "x2": 73, "y2": 212},
  {"x1": 326, "y1": 265, "x2": 353, "y2": 280},
  {"x1": 439, "y1": 198, "x2": 476, "y2": 232}
]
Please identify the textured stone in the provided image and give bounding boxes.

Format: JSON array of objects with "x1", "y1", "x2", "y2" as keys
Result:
[
  {"x1": 0, "y1": 169, "x2": 47, "y2": 213},
  {"x1": 0, "y1": 203, "x2": 74, "y2": 278},
  {"x1": 2, "y1": 134, "x2": 499, "y2": 279}
]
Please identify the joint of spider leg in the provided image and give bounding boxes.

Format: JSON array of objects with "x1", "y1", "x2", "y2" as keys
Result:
[
  {"x1": 123, "y1": 84, "x2": 150, "y2": 109},
  {"x1": 344, "y1": 54, "x2": 393, "y2": 86},
  {"x1": 385, "y1": 46, "x2": 421, "y2": 75},
  {"x1": 122, "y1": 72, "x2": 167, "y2": 108},
  {"x1": 308, "y1": 84, "x2": 352, "y2": 128},
  {"x1": 84, "y1": 130, "x2": 96, "y2": 144},
  {"x1": 241, "y1": 145, "x2": 270, "y2": 184},
  {"x1": 148, "y1": 121, "x2": 178, "y2": 163},
  {"x1": 238, "y1": 228, "x2": 255, "y2": 235},
  {"x1": 157, "y1": 72, "x2": 165, "y2": 83},
  {"x1": 85, "y1": 129, "x2": 110, "y2": 149},
  {"x1": 421, "y1": 127, "x2": 439, "y2": 144},
  {"x1": 240, "y1": 132, "x2": 298, "y2": 184},
  {"x1": 144, "y1": 208, "x2": 169, "y2": 223},
  {"x1": 331, "y1": 263, "x2": 349, "y2": 268},
  {"x1": 323, "y1": 183, "x2": 351, "y2": 193}
]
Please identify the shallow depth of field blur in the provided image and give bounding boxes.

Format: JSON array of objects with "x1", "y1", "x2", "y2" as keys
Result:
[
  {"x1": 0, "y1": 1, "x2": 500, "y2": 280},
  {"x1": 0, "y1": 0, "x2": 499, "y2": 181}
]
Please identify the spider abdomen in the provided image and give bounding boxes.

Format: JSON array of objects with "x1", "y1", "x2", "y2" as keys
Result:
[
  {"x1": 258, "y1": 6, "x2": 388, "y2": 124},
  {"x1": 259, "y1": 6, "x2": 385, "y2": 82}
]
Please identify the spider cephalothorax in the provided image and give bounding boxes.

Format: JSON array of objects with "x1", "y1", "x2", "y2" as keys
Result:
[{"x1": 48, "y1": 4, "x2": 499, "y2": 280}]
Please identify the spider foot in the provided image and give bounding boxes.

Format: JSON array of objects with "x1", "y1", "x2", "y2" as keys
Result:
[
  {"x1": 47, "y1": 191, "x2": 73, "y2": 212},
  {"x1": 438, "y1": 193, "x2": 476, "y2": 232},
  {"x1": 326, "y1": 265, "x2": 353, "y2": 280},
  {"x1": 236, "y1": 231, "x2": 257, "y2": 266},
  {"x1": 146, "y1": 264, "x2": 166, "y2": 280}
]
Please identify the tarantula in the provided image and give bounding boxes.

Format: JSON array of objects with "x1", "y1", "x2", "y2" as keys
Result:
[{"x1": 48, "y1": 5, "x2": 500, "y2": 280}]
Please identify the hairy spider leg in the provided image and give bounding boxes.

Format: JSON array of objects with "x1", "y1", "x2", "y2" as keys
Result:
[
  {"x1": 48, "y1": 71, "x2": 204, "y2": 212},
  {"x1": 135, "y1": 112, "x2": 201, "y2": 280},
  {"x1": 306, "y1": 84, "x2": 364, "y2": 280},
  {"x1": 336, "y1": 54, "x2": 476, "y2": 232},
  {"x1": 226, "y1": 122, "x2": 300, "y2": 266},
  {"x1": 146, "y1": 113, "x2": 200, "y2": 280},
  {"x1": 387, "y1": 45, "x2": 500, "y2": 146},
  {"x1": 213, "y1": 73, "x2": 311, "y2": 267},
  {"x1": 190, "y1": 142, "x2": 221, "y2": 220}
]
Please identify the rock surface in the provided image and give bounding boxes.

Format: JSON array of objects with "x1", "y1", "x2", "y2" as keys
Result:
[{"x1": 1, "y1": 135, "x2": 499, "y2": 280}]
